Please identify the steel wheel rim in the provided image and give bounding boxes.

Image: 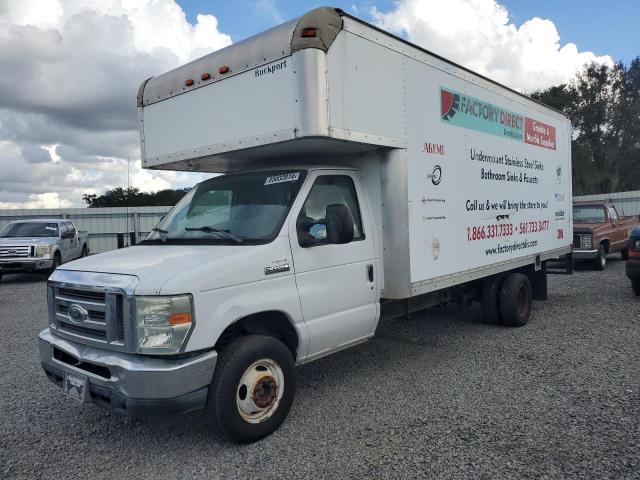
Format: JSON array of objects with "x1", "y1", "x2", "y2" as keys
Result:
[{"x1": 236, "y1": 358, "x2": 284, "y2": 424}]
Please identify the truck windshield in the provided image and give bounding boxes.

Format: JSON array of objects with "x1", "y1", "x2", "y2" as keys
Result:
[
  {"x1": 573, "y1": 206, "x2": 605, "y2": 223},
  {"x1": 0, "y1": 222, "x2": 59, "y2": 237},
  {"x1": 143, "y1": 170, "x2": 307, "y2": 245}
]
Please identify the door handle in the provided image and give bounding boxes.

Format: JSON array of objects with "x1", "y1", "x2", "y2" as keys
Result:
[{"x1": 367, "y1": 264, "x2": 374, "y2": 282}]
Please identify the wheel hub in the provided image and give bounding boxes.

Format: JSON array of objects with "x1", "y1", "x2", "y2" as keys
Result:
[
  {"x1": 236, "y1": 359, "x2": 284, "y2": 424},
  {"x1": 252, "y1": 375, "x2": 277, "y2": 408}
]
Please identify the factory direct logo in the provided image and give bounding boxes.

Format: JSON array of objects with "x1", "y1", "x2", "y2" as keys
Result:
[{"x1": 440, "y1": 87, "x2": 556, "y2": 150}]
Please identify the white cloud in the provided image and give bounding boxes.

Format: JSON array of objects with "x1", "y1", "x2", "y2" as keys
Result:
[
  {"x1": 0, "y1": 0, "x2": 231, "y2": 208},
  {"x1": 371, "y1": 0, "x2": 613, "y2": 92}
]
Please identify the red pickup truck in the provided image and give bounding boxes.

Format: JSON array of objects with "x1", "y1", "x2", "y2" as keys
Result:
[{"x1": 572, "y1": 201, "x2": 640, "y2": 270}]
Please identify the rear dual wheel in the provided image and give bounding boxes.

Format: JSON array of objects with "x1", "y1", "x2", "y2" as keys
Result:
[
  {"x1": 208, "y1": 335, "x2": 295, "y2": 443},
  {"x1": 481, "y1": 273, "x2": 533, "y2": 327}
]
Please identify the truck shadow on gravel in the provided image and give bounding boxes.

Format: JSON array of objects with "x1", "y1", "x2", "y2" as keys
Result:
[
  {"x1": 61, "y1": 302, "x2": 503, "y2": 446},
  {"x1": 571, "y1": 255, "x2": 625, "y2": 271},
  {"x1": 0, "y1": 272, "x2": 48, "y2": 284}
]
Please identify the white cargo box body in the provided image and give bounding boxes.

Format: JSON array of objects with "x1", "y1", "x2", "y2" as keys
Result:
[{"x1": 138, "y1": 7, "x2": 572, "y2": 299}]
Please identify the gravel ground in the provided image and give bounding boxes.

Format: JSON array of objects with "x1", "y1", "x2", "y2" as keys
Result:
[{"x1": 1, "y1": 259, "x2": 639, "y2": 480}]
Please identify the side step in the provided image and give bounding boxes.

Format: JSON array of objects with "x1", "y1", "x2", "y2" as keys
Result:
[{"x1": 546, "y1": 252, "x2": 574, "y2": 275}]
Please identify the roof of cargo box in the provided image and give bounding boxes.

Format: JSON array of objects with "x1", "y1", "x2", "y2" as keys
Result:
[
  {"x1": 138, "y1": 7, "x2": 343, "y2": 107},
  {"x1": 138, "y1": 6, "x2": 565, "y2": 117}
]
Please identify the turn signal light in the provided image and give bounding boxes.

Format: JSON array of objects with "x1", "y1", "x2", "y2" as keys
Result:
[
  {"x1": 218, "y1": 66, "x2": 230, "y2": 74},
  {"x1": 201, "y1": 72, "x2": 211, "y2": 81},
  {"x1": 185, "y1": 79, "x2": 194, "y2": 87},
  {"x1": 169, "y1": 313, "x2": 192, "y2": 326},
  {"x1": 300, "y1": 27, "x2": 318, "y2": 38}
]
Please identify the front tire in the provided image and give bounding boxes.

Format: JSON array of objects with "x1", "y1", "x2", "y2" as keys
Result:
[
  {"x1": 621, "y1": 247, "x2": 629, "y2": 261},
  {"x1": 47, "y1": 253, "x2": 61, "y2": 277},
  {"x1": 593, "y1": 245, "x2": 607, "y2": 271},
  {"x1": 207, "y1": 335, "x2": 296, "y2": 443},
  {"x1": 499, "y1": 273, "x2": 533, "y2": 327}
]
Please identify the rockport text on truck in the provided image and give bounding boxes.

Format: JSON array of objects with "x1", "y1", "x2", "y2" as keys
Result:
[{"x1": 38, "y1": 7, "x2": 572, "y2": 442}]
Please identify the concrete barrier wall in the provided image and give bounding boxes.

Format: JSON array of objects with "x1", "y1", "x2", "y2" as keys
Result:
[{"x1": 0, "y1": 206, "x2": 172, "y2": 253}]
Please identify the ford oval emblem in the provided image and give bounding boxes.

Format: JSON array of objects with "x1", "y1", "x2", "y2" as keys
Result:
[
  {"x1": 67, "y1": 304, "x2": 89, "y2": 323},
  {"x1": 7, "y1": 249, "x2": 17, "y2": 254}
]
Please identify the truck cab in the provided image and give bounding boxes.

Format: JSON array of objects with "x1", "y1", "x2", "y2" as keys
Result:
[
  {"x1": 0, "y1": 219, "x2": 89, "y2": 281},
  {"x1": 39, "y1": 165, "x2": 380, "y2": 439},
  {"x1": 572, "y1": 201, "x2": 640, "y2": 270}
]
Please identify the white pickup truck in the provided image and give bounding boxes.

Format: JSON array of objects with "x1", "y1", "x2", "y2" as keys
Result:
[
  {"x1": 0, "y1": 219, "x2": 89, "y2": 281},
  {"x1": 38, "y1": 7, "x2": 572, "y2": 442}
]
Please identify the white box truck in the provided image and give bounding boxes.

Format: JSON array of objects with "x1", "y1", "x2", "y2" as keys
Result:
[{"x1": 39, "y1": 7, "x2": 572, "y2": 442}]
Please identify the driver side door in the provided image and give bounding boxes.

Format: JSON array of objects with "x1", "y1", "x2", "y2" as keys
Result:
[{"x1": 289, "y1": 171, "x2": 378, "y2": 360}]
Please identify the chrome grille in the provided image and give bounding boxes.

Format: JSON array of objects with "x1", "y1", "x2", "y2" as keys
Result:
[
  {"x1": 52, "y1": 285, "x2": 126, "y2": 344},
  {"x1": 573, "y1": 234, "x2": 581, "y2": 249},
  {"x1": 0, "y1": 245, "x2": 30, "y2": 258}
]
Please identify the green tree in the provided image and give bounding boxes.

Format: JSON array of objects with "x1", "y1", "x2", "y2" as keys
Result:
[
  {"x1": 531, "y1": 58, "x2": 640, "y2": 196},
  {"x1": 82, "y1": 187, "x2": 190, "y2": 207}
]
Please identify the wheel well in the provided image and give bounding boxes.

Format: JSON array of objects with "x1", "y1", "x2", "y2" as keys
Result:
[
  {"x1": 600, "y1": 239, "x2": 610, "y2": 253},
  {"x1": 214, "y1": 311, "x2": 299, "y2": 358},
  {"x1": 54, "y1": 250, "x2": 61, "y2": 259}
]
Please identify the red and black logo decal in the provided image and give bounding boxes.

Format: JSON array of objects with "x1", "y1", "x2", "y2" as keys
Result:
[{"x1": 441, "y1": 90, "x2": 460, "y2": 121}]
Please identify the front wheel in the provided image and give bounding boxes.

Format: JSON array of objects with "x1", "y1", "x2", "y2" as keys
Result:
[
  {"x1": 47, "y1": 254, "x2": 61, "y2": 277},
  {"x1": 593, "y1": 245, "x2": 607, "y2": 271},
  {"x1": 621, "y1": 247, "x2": 629, "y2": 261},
  {"x1": 207, "y1": 335, "x2": 296, "y2": 443}
]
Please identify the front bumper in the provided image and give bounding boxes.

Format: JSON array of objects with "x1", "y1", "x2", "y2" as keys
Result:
[
  {"x1": 572, "y1": 249, "x2": 599, "y2": 260},
  {"x1": 39, "y1": 328, "x2": 217, "y2": 416},
  {"x1": 626, "y1": 258, "x2": 640, "y2": 281},
  {"x1": 0, "y1": 258, "x2": 53, "y2": 273}
]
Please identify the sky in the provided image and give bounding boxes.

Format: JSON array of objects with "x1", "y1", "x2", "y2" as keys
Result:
[{"x1": 0, "y1": 0, "x2": 636, "y2": 209}]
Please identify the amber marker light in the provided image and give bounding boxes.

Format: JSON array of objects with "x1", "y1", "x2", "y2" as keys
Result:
[{"x1": 169, "y1": 313, "x2": 192, "y2": 326}]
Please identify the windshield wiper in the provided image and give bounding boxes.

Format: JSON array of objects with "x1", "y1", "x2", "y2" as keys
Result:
[
  {"x1": 185, "y1": 226, "x2": 244, "y2": 244},
  {"x1": 151, "y1": 227, "x2": 169, "y2": 243}
]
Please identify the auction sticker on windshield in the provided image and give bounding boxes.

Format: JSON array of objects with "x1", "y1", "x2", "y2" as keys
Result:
[{"x1": 264, "y1": 172, "x2": 300, "y2": 185}]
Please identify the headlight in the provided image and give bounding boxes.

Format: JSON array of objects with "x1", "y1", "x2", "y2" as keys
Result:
[
  {"x1": 36, "y1": 244, "x2": 52, "y2": 258},
  {"x1": 580, "y1": 234, "x2": 592, "y2": 249},
  {"x1": 135, "y1": 295, "x2": 194, "y2": 354}
]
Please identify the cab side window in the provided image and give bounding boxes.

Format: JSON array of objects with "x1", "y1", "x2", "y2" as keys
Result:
[
  {"x1": 297, "y1": 175, "x2": 364, "y2": 247},
  {"x1": 64, "y1": 222, "x2": 76, "y2": 236},
  {"x1": 608, "y1": 207, "x2": 619, "y2": 223}
]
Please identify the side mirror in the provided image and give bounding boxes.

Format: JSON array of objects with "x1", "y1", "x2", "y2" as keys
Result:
[
  {"x1": 296, "y1": 216, "x2": 317, "y2": 247},
  {"x1": 325, "y1": 204, "x2": 354, "y2": 244}
]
